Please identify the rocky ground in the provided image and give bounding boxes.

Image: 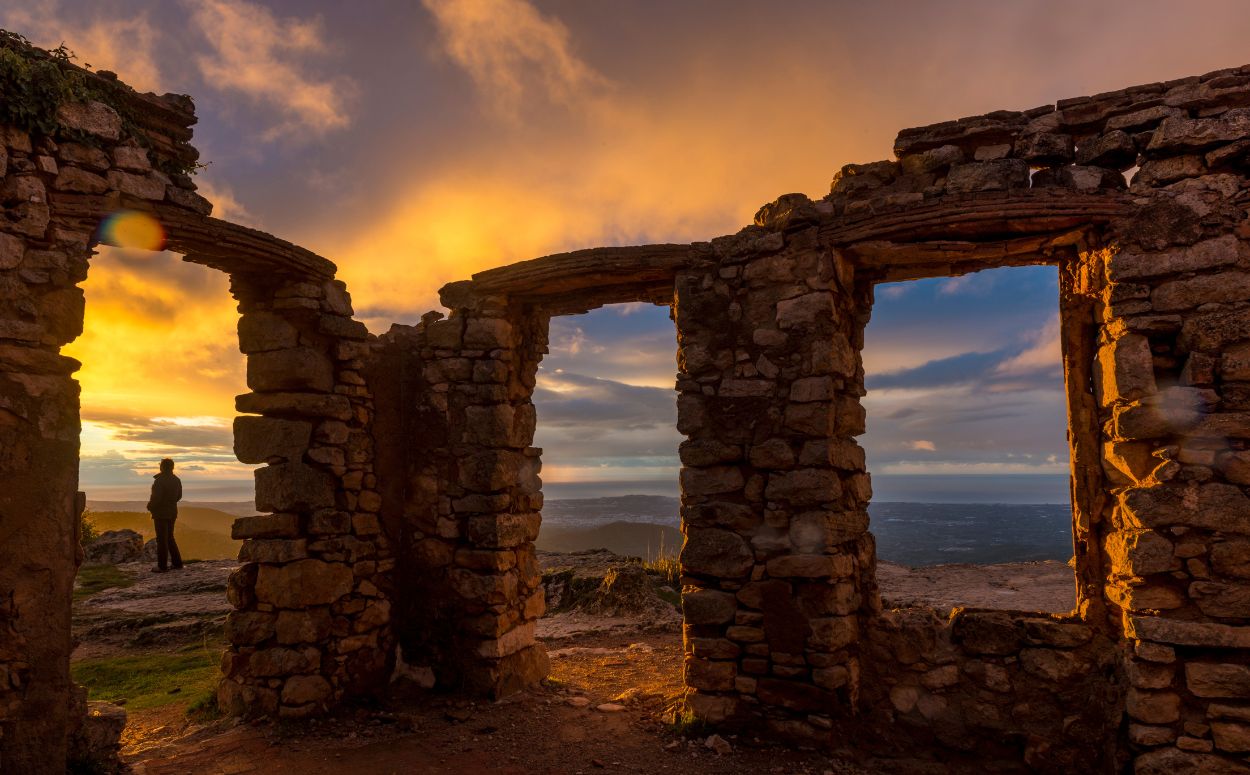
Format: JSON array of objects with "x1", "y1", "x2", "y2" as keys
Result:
[{"x1": 71, "y1": 553, "x2": 1075, "y2": 773}]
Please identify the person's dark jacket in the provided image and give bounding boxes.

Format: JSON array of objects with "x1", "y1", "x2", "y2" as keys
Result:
[{"x1": 147, "y1": 471, "x2": 183, "y2": 521}]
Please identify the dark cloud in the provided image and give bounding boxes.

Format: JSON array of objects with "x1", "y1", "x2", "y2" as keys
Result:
[
  {"x1": 82, "y1": 410, "x2": 233, "y2": 451},
  {"x1": 533, "y1": 372, "x2": 675, "y2": 430}
]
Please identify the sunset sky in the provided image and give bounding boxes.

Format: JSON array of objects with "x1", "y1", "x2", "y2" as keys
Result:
[{"x1": 7, "y1": 0, "x2": 1250, "y2": 501}]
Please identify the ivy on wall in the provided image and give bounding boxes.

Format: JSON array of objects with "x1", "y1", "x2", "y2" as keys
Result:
[{"x1": 0, "y1": 29, "x2": 199, "y2": 176}]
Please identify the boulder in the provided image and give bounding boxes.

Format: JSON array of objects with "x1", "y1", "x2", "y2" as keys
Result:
[{"x1": 83, "y1": 529, "x2": 144, "y2": 565}]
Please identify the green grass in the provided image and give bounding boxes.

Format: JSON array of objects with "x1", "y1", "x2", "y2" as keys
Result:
[
  {"x1": 667, "y1": 707, "x2": 711, "y2": 737},
  {"x1": 72, "y1": 644, "x2": 220, "y2": 712},
  {"x1": 73, "y1": 564, "x2": 134, "y2": 601}
]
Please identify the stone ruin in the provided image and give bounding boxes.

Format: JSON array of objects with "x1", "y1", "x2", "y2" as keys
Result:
[{"x1": 3, "y1": 31, "x2": 1250, "y2": 773}]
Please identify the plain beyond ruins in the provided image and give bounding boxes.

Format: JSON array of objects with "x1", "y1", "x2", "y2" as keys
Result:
[{"x1": 3, "y1": 30, "x2": 1250, "y2": 774}]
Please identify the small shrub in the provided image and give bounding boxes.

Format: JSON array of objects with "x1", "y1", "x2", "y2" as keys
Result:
[
  {"x1": 79, "y1": 509, "x2": 99, "y2": 548},
  {"x1": 667, "y1": 706, "x2": 710, "y2": 738}
]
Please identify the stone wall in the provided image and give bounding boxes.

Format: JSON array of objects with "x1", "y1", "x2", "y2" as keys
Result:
[
  {"x1": 370, "y1": 63, "x2": 1250, "y2": 773},
  {"x1": 0, "y1": 87, "x2": 206, "y2": 771},
  {"x1": 366, "y1": 291, "x2": 550, "y2": 697},
  {"x1": 217, "y1": 273, "x2": 395, "y2": 718}
]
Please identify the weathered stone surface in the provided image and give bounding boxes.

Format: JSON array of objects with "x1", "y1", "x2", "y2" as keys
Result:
[
  {"x1": 281, "y1": 674, "x2": 332, "y2": 706},
  {"x1": 683, "y1": 588, "x2": 738, "y2": 625},
  {"x1": 255, "y1": 560, "x2": 353, "y2": 608},
  {"x1": 1153, "y1": 272, "x2": 1250, "y2": 312},
  {"x1": 1120, "y1": 484, "x2": 1250, "y2": 534},
  {"x1": 1187, "y1": 663, "x2": 1250, "y2": 698},
  {"x1": 233, "y1": 416, "x2": 311, "y2": 464},
  {"x1": 1104, "y1": 530, "x2": 1175, "y2": 576},
  {"x1": 1076, "y1": 130, "x2": 1137, "y2": 168},
  {"x1": 1127, "y1": 688, "x2": 1181, "y2": 724},
  {"x1": 1135, "y1": 748, "x2": 1250, "y2": 775},
  {"x1": 254, "y1": 462, "x2": 335, "y2": 513},
  {"x1": 1213, "y1": 722, "x2": 1250, "y2": 753},
  {"x1": 247, "y1": 347, "x2": 335, "y2": 393},
  {"x1": 945, "y1": 159, "x2": 1030, "y2": 193},
  {"x1": 82, "y1": 529, "x2": 143, "y2": 565},
  {"x1": 1148, "y1": 108, "x2": 1250, "y2": 153},
  {"x1": 232, "y1": 514, "x2": 300, "y2": 540},
  {"x1": 1109, "y1": 236, "x2": 1243, "y2": 280},
  {"x1": 238, "y1": 312, "x2": 300, "y2": 353},
  {"x1": 1096, "y1": 334, "x2": 1156, "y2": 405},
  {"x1": 683, "y1": 528, "x2": 754, "y2": 579},
  {"x1": 56, "y1": 100, "x2": 121, "y2": 140}
]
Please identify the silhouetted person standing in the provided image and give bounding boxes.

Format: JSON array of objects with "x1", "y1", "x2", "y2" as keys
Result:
[{"x1": 147, "y1": 458, "x2": 183, "y2": 572}]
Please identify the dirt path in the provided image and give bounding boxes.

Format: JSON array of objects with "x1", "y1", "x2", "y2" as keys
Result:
[
  {"x1": 131, "y1": 630, "x2": 869, "y2": 775},
  {"x1": 87, "y1": 553, "x2": 1077, "y2": 773}
]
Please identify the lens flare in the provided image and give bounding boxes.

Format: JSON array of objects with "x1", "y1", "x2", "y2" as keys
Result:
[{"x1": 97, "y1": 210, "x2": 166, "y2": 251}]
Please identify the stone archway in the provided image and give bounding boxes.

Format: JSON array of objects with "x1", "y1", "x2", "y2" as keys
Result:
[
  {"x1": 355, "y1": 68, "x2": 1250, "y2": 773},
  {"x1": 7, "y1": 29, "x2": 1250, "y2": 774},
  {"x1": 0, "y1": 43, "x2": 395, "y2": 771}
]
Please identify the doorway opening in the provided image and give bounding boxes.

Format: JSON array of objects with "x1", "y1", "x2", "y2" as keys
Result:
[
  {"x1": 861, "y1": 265, "x2": 1076, "y2": 613},
  {"x1": 66, "y1": 239, "x2": 252, "y2": 728},
  {"x1": 530, "y1": 301, "x2": 686, "y2": 714}
]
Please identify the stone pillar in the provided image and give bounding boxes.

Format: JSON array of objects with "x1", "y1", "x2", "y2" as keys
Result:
[
  {"x1": 393, "y1": 285, "x2": 548, "y2": 697},
  {"x1": 0, "y1": 122, "x2": 91, "y2": 774},
  {"x1": 675, "y1": 225, "x2": 876, "y2": 740},
  {"x1": 218, "y1": 274, "x2": 394, "y2": 717}
]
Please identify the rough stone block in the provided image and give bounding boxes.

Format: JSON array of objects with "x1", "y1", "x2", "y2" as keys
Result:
[
  {"x1": 1126, "y1": 616, "x2": 1250, "y2": 648},
  {"x1": 1095, "y1": 334, "x2": 1156, "y2": 406},
  {"x1": 247, "y1": 347, "x2": 335, "y2": 393},
  {"x1": 899, "y1": 144, "x2": 964, "y2": 175},
  {"x1": 275, "y1": 609, "x2": 332, "y2": 644},
  {"x1": 1187, "y1": 663, "x2": 1250, "y2": 698},
  {"x1": 281, "y1": 675, "x2": 332, "y2": 706},
  {"x1": 681, "y1": 528, "x2": 754, "y2": 579},
  {"x1": 463, "y1": 318, "x2": 513, "y2": 349},
  {"x1": 1013, "y1": 132, "x2": 1074, "y2": 165},
  {"x1": 1076, "y1": 130, "x2": 1137, "y2": 168},
  {"x1": 807, "y1": 616, "x2": 858, "y2": 651},
  {"x1": 466, "y1": 512, "x2": 540, "y2": 548},
  {"x1": 1148, "y1": 108, "x2": 1250, "y2": 153},
  {"x1": 255, "y1": 560, "x2": 354, "y2": 608},
  {"x1": 764, "y1": 468, "x2": 841, "y2": 506},
  {"x1": 232, "y1": 514, "x2": 300, "y2": 540},
  {"x1": 225, "y1": 611, "x2": 276, "y2": 646},
  {"x1": 1134, "y1": 748, "x2": 1250, "y2": 775},
  {"x1": 945, "y1": 159, "x2": 1030, "y2": 193},
  {"x1": 233, "y1": 416, "x2": 312, "y2": 464},
  {"x1": 766, "y1": 554, "x2": 852, "y2": 579},
  {"x1": 1126, "y1": 688, "x2": 1181, "y2": 724},
  {"x1": 1108, "y1": 236, "x2": 1243, "y2": 281},
  {"x1": 1119, "y1": 483, "x2": 1250, "y2": 534},
  {"x1": 238, "y1": 539, "x2": 308, "y2": 564},
  {"x1": 458, "y1": 450, "x2": 521, "y2": 492},
  {"x1": 1104, "y1": 530, "x2": 1175, "y2": 576},
  {"x1": 683, "y1": 588, "x2": 738, "y2": 625},
  {"x1": 56, "y1": 100, "x2": 121, "y2": 140},
  {"x1": 1153, "y1": 272, "x2": 1250, "y2": 312},
  {"x1": 254, "y1": 462, "x2": 335, "y2": 513},
  {"x1": 238, "y1": 312, "x2": 300, "y2": 353}
]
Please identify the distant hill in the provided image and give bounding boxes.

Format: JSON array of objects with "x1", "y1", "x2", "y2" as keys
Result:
[
  {"x1": 88, "y1": 500, "x2": 256, "y2": 517},
  {"x1": 84, "y1": 507, "x2": 240, "y2": 561},
  {"x1": 536, "y1": 521, "x2": 682, "y2": 561}
]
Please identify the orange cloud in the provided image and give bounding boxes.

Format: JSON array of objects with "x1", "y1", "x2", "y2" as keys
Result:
[
  {"x1": 190, "y1": 0, "x2": 354, "y2": 138},
  {"x1": 0, "y1": 0, "x2": 163, "y2": 91}
]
